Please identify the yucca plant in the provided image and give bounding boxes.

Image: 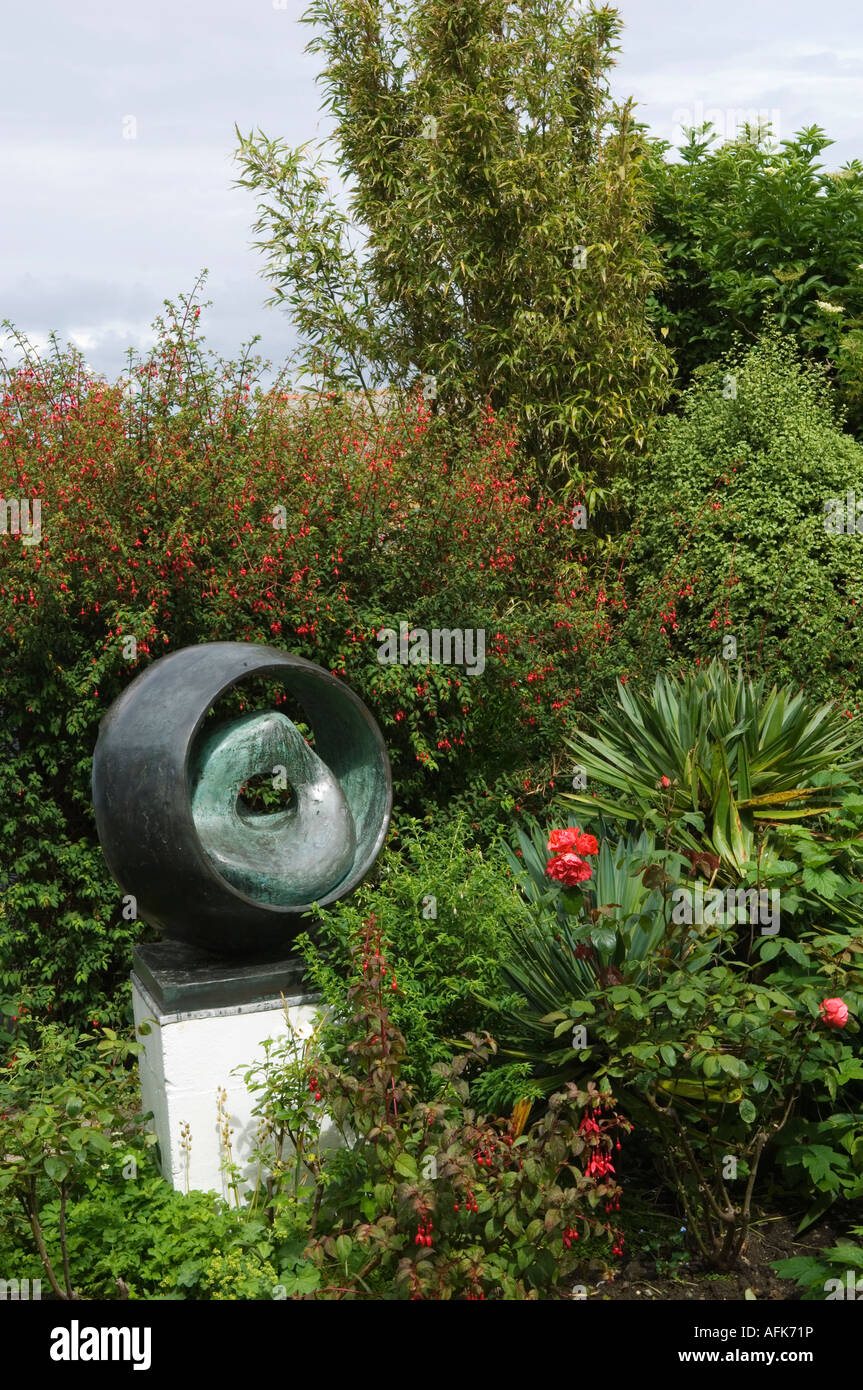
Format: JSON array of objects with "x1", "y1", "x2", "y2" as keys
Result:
[{"x1": 563, "y1": 662, "x2": 863, "y2": 876}]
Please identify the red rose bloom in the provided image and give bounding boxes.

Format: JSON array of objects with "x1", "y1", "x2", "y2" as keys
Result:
[
  {"x1": 546, "y1": 852, "x2": 592, "y2": 886},
  {"x1": 547, "y1": 827, "x2": 579, "y2": 854},
  {"x1": 547, "y1": 827, "x2": 599, "y2": 856},
  {"x1": 819, "y1": 997, "x2": 849, "y2": 1029}
]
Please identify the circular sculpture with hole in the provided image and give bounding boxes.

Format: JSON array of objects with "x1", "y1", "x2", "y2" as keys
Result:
[{"x1": 92, "y1": 642, "x2": 392, "y2": 957}]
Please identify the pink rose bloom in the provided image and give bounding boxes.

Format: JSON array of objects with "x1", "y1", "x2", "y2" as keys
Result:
[
  {"x1": 547, "y1": 827, "x2": 579, "y2": 855},
  {"x1": 546, "y1": 852, "x2": 592, "y2": 886},
  {"x1": 819, "y1": 997, "x2": 849, "y2": 1029}
]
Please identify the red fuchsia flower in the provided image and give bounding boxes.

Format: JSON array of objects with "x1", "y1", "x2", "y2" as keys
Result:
[
  {"x1": 585, "y1": 1152, "x2": 615, "y2": 1179},
  {"x1": 819, "y1": 997, "x2": 849, "y2": 1029},
  {"x1": 546, "y1": 852, "x2": 592, "y2": 886}
]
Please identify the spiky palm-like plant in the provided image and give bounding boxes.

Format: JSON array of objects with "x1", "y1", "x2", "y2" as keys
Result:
[{"x1": 564, "y1": 662, "x2": 863, "y2": 875}]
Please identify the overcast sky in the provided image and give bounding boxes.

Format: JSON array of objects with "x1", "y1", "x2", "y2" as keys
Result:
[{"x1": 2, "y1": 0, "x2": 862, "y2": 383}]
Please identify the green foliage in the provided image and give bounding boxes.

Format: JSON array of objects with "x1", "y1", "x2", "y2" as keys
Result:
[
  {"x1": 0, "y1": 1167, "x2": 310, "y2": 1301},
  {"x1": 0, "y1": 937, "x2": 633, "y2": 1300},
  {"x1": 0, "y1": 1023, "x2": 156, "y2": 1299},
  {"x1": 278, "y1": 926, "x2": 631, "y2": 1298},
  {"x1": 496, "y1": 818, "x2": 863, "y2": 1269},
  {"x1": 235, "y1": 0, "x2": 672, "y2": 489},
  {"x1": 496, "y1": 824, "x2": 713, "y2": 1090},
  {"x1": 0, "y1": 296, "x2": 595, "y2": 1024},
  {"x1": 564, "y1": 660, "x2": 863, "y2": 876},
  {"x1": 620, "y1": 332, "x2": 863, "y2": 701},
  {"x1": 774, "y1": 1227, "x2": 863, "y2": 1300},
  {"x1": 236, "y1": 1012, "x2": 327, "y2": 1214},
  {"x1": 0, "y1": 1020, "x2": 314, "y2": 1301},
  {"x1": 297, "y1": 816, "x2": 524, "y2": 1097},
  {"x1": 645, "y1": 122, "x2": 863, "y2": 428},
  {"x1": 493, "y1": 806, "x2": 863, "y2": 1265},
  {"x1": 597, "y1": 942, "x2": 862, "y2": 1270},
  {"x1": 505, "y1": 867, "x2": 861, "y2": 1273},
  {"x1": 773, "y1": 1111, "x2": 863, "y2": 1230}
]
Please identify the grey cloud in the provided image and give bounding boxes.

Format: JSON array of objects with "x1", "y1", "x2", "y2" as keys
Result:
[{"x1": 2, "y1": 0, "x2": 863, "y2": 381}]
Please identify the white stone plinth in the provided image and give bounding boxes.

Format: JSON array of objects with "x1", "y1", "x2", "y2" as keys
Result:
[{"x1": 131, "y1": 975, "x2": 322, "y2": 1198}]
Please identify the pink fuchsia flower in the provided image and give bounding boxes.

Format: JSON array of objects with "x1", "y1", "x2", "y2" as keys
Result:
[
  {"x1": 819, "y1": 997, "x2": 849, "y2": 1029},
  {"x1": 546, "y1": 852, "x2": 592, "y2": 886}
]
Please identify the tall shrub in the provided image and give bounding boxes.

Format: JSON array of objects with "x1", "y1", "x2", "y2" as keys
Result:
[
  {"x1": 620, "y1": 331, "x2": 863, "y2": 702},
  {"x1": 0, "y1": 298, "x2": 603, "y2": 1022},
  {"x1": 645, "y1": 123, "x2": 863, "y2": 429},
  {"x1": 235, "y1": 0, "x2": 672, "y2": 491}
]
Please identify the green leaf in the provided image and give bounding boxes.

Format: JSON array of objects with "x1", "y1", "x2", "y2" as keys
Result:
[
  {"x1": 758, "y1": 939, "x2": 782, "y2": 961},
  {"x1": 393, "y1": 1154, "x2": 418, "y2": 1180},
  {"x1": 43, "y1": 1156, "x2": 69, "y2": 1183},
  {"x1": 718, "y1": 1054, "x2": 742, "y2": 1077},
  {"x1": 782, "y1": 940, "x2": 809, "y2": 967},
  {"x1": 824, "y1": 1244, "x2": 863, "y2": 1270}
]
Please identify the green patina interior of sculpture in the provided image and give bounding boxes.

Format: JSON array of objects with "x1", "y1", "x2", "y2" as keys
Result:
[{"x1": 190, "y1": 709, "x2": 357, "y2": 907}]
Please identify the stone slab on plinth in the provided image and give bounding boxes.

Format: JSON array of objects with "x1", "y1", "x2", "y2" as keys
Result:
[{"x1": 131, "y1": 943, "x2": 322, "y2": 1199}]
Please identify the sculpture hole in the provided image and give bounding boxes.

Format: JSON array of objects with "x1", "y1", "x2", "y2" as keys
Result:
[
  {"x1": 237, "y1": 771, "x2": 295, "y2": 816},
  {"x1": 204, "y1": 678, "x2": 316, "y2": 749}
]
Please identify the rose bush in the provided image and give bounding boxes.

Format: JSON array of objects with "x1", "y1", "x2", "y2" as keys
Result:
[{"x1": 497, "y1": 820, "x2": 863, "y2": 1269}]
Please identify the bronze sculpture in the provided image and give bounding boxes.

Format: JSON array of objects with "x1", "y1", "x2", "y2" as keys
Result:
[{"x1": 92, "y1": 642, "x2": 392, "y2": 957}]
